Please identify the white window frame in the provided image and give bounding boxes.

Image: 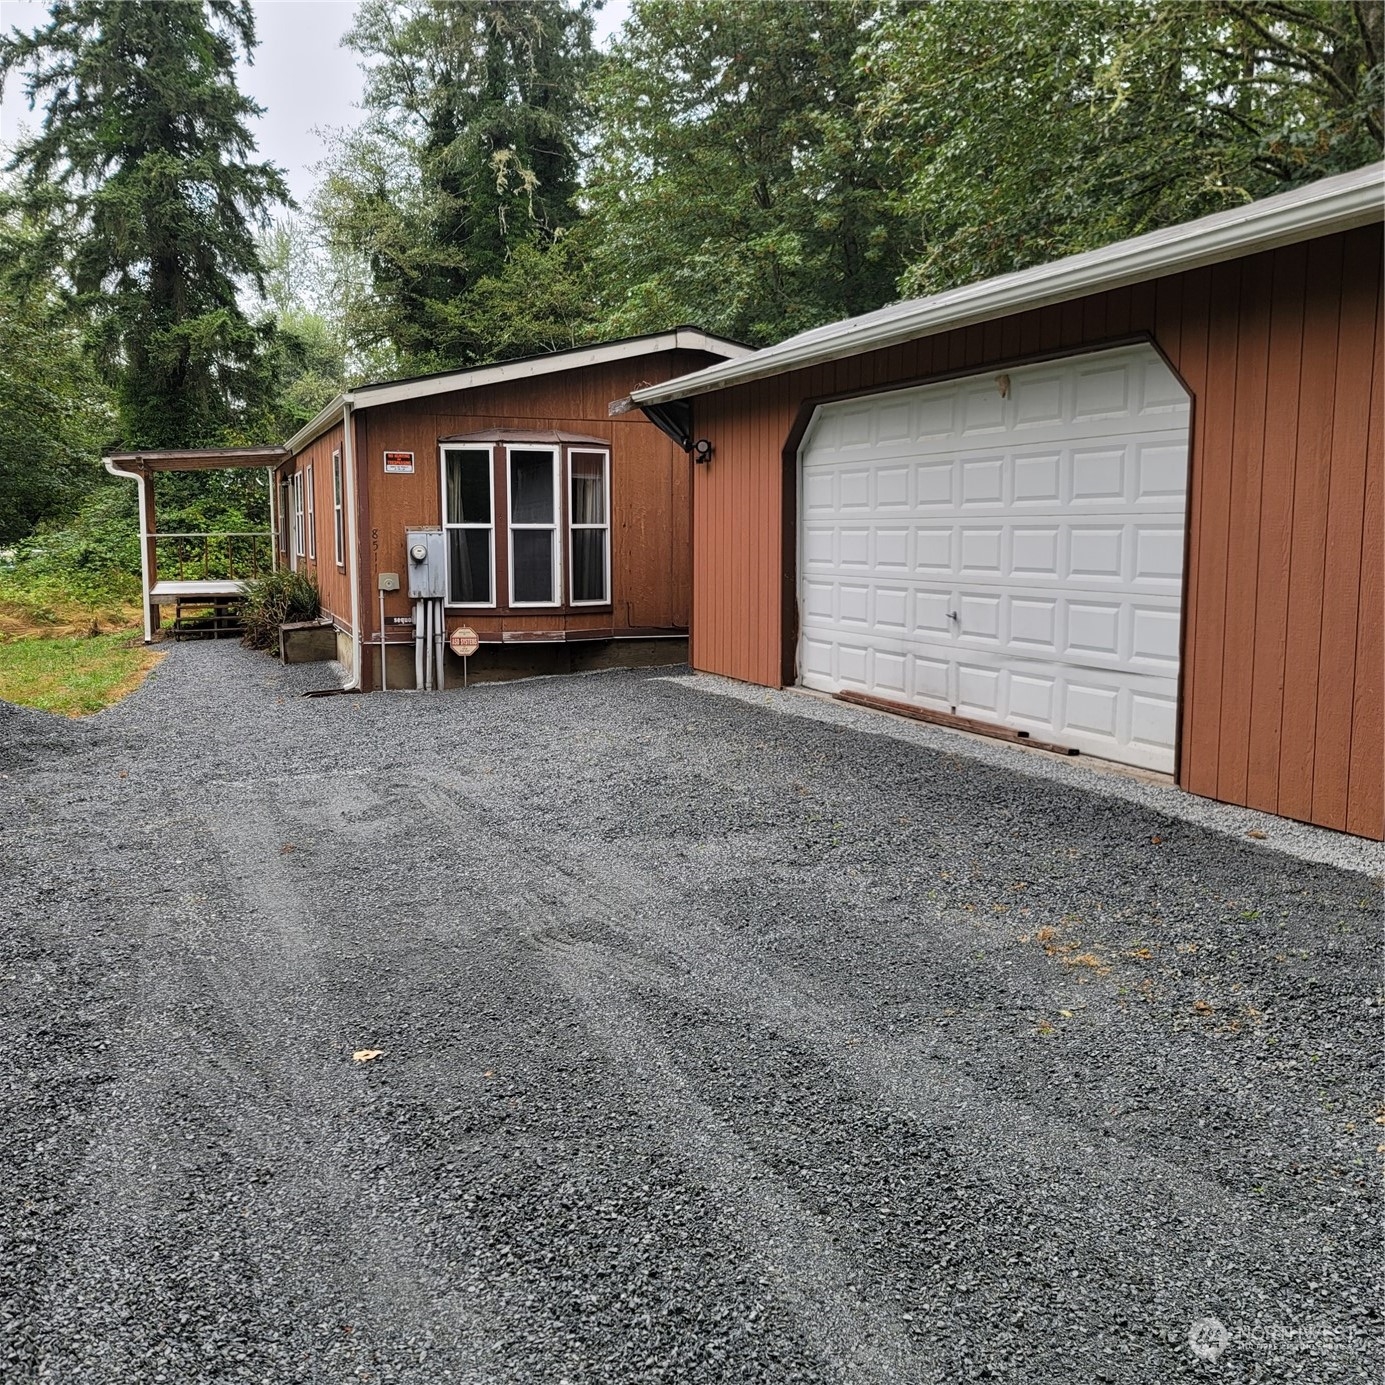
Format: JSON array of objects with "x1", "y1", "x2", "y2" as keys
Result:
[
  {"x1": 506, "y1": 444, "x2": 561, "y2": 608},
  {"x1": 440, "y1": 443, "x2": 497, "y2": 609},
  {"x1": 290, "y1": 471, "x2": 304, "y2": 567},
  {"x1": 305, "y1": 462, "x2": 316, "y2": 560},
  {"x1": 278, "y1": 478, "x2": 291, "y2": 563},
  {"x1": 568, "y1": 448, "x2": 611, "y2": 606},
  {"x1": 332, "y1": 449, "x2": 345, "y2": 568}
]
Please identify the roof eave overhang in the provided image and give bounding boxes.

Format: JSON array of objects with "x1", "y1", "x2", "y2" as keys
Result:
[
  {"x1": 102, "y1": 446, "x2": 291, "y2": 475},
  {"x1": 630, "y1": 163, "x2": 1385, "y2": 407},
  {"x1": 282, "y1": 328, "x2": 756, "y2": 456},
  {"x1": 284, "y1": 396, "x2": 351, "y2": 457}
]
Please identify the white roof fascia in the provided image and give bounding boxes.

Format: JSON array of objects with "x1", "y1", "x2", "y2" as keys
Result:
[
  {"x1": 282, "y1": 329, "x2": 752, "y2": 455},
  {"x1": 284, "y1": 395, "x2": 353, "y2": 456},
  {"x1": 631, "y1": 162, "x2": 1385, "y2": 406},
  {"x1": 354, "y1": 329, "x2": 750, "y2": 408}
]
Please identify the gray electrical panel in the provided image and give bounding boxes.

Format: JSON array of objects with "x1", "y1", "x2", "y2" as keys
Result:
[{"x1": 405, "y1": 528, "x2": 447, "y2": 599}]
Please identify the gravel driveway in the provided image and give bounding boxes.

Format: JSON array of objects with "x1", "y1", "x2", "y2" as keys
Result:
[{"x1": 1, "y1": 644, "x2": 1380, "y2": 1384}]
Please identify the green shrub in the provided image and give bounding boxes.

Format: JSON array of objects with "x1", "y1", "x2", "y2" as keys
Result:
[{"x1": 239, "y1": 569, "x2": 321, "y2": 653}]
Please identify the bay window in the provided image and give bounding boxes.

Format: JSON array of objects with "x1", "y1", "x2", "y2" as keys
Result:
[
  {"x1": 508, "y1": 447, "x2": 559, "y2": 606},
  {"x1": 439, "y1": 437, "x2": 611, "y2": 611}
]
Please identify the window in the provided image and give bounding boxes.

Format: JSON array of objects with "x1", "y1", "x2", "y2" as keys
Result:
[
  {"x1": 442, "y1": 447, "x2": 494, "y2": 605},
  {"x1": 569, "y1": 450, "x2": 609, "y2": 604},
  {"x1": 305, "y1": 463, "x2": 316, "y2": 559},
  {"x1": 278, "y1": 479, "x2": 291, "y2": 558},
  {"x1": 332, "y1": 450, "x2": 345, "y2": 567},
  {"x1": 291, "y1": 472, "x2": 305, "y2": 560},
  {"x1": 508, "y1": 447, "x2": 559, "y2": 605},
  {"x1": 440, "y1": 439, "x2": 613, "y2": 610}
]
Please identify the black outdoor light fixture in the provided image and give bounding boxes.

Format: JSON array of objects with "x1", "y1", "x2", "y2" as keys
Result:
[{"x1": 691, "y1": 438, "x2": 713, "y2": 465}]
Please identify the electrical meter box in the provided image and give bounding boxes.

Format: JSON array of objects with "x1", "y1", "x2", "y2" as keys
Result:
[{"x1": 405, "y1": 528, "x2": 446, "y2": 599}]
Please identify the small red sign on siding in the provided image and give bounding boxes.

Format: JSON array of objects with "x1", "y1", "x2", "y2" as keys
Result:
[{"x1": 383, "y1": 450, "x2": 414, "y2": 474}]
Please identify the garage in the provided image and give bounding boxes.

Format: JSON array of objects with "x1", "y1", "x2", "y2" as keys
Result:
[
  {"x1": 632, "y1": 166, "x2": 1383, "y2": 836},
  {"x1": 797, "y1": 345, "x2": 1191, "y2": 771}
]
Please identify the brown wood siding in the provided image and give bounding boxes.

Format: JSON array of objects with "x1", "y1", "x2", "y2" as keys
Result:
[
  {"x1": 290, "y1": 351, "x2": 718, "y2": 659},
  {"x1": 689, "y1": 225, "x2": 1383, "y2": 837},
  {"x1": 274, "y1": 421, "x2": 350, "y2": 629}
]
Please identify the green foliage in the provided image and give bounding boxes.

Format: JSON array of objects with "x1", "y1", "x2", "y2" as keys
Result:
[
  {"x1": 4, "y1": 486, "x2": 144, "y2": 604},
  {"x1": 864, "y1": 0, "x2": 1385, "y2": 297},
  {"x1": 0, "y1": 0, "x2": 291, "y2": 448},
  {"x1": 319, "y1": 0, "x2": 596, "y2": 373},
  {"x1": 0, "y1": 267, "x2": 114, "y2": 544},
  {"x1": 238, "y1": 568, "x2": 322, "y2": 652},
  {"x1": 583, "y1": 0, "x2": 909, "y2": 346}
]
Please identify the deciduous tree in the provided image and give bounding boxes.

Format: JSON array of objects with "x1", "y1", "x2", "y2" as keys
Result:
[
  {"x1": 864, "y1": 0, "x2": 1384, "y2": 297},
  {"x1": 584, "y1": 0, "x2": 908, "y2": 346}
]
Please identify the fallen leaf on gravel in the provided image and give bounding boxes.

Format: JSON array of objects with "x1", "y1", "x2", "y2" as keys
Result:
[
  {"x1": 352, "y1": 1050, "x2": 384, "y2": 1063},
  {"x1": 1246, "y1": 829, "x2": 1267, "y2": 839},
  {"x1": 280, "y1": 843, "x2": 296, "y2": 854},
  {"x1": 1059, "y1": 1009, "x2": 1074, "y2": 1018},
  {"x1": 1193, "y1": 1000, "x2": 1214, "y2": 1015},
  {"x1": 1151, "y1": 834, "x2": 1163, "y2": 844}
]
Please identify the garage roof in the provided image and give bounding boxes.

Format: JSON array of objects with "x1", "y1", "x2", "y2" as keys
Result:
[{"x1": 631, "y1": 162, "x2": 1385, "y2": 407}]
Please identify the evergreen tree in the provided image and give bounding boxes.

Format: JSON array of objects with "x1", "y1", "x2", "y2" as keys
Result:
[
  {"x1": 319, "y1": 0, "x2": 595, "y2": 372},
  {"x1": 1, "y1": 0, "x2": 291, "y2": 448}
]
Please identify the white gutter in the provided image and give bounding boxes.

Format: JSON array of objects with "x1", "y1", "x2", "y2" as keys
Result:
[
  {"x1": 340, "y1": 396, "x2": 363, "y2": 690},
  {"x1": 632, "y1": 162, "x2": 1385, "y2": 406},
  {"x1": 102, "y1": 457, "x2": 154, "y2": 643}
]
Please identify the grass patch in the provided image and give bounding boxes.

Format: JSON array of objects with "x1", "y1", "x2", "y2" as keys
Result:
[
  {"x1": 0, "y1": 632, "x2": 164, "y2": 716},
  {"x1": 0, "y1": 570, "x2": 142, "y2": 640}
]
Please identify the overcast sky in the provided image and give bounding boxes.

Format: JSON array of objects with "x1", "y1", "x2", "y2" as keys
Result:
[{"x1": 1, "y1": 0, "x2": 631, "y2": 208}]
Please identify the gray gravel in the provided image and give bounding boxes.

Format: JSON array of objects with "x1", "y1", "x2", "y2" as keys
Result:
[{"x1": 1, "y1": 643, "x2": 1380, "y2": 1384}]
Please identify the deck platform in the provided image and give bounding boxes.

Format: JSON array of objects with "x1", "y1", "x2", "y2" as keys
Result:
[
  {"x1": 149, "y1": 580, "x2": 248, "y2": 640},
  {"x1": 149, "y1": 580, "x2": 247, "y2": 605}
]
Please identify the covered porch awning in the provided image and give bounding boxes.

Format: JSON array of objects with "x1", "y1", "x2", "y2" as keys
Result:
[{"x1": 104, "y1": 446, "x2": 290, "y2": 643}]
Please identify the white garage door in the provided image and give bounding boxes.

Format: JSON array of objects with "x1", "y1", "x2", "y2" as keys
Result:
[{"x1": 798, "y1": 344, "x2": 1191, "y2": 772}]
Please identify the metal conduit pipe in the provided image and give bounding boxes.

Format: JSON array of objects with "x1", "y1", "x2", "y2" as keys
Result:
[
  {"x1": 414, "y1": 598, "x2": 424, "y2": 692},
  {"x1": 434, "y1": 598, "x2": 446, "y2": 691},
  {"x1": 423, "y1": 597, "x2": 433, "y2": 691}
]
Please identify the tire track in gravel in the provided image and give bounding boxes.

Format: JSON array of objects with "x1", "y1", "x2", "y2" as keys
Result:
[
  {"x1": 417, "y1": 770, "x2": 1316, "y2": 1242},
  {"x1": 186, "y1": 778, "x2": 515, "y2": 1379},
  {"x1": 29, "y1": 806, "x2": 287, "y2": 1384},
  {"x1": 410, "y1": 774, "x2": 949, "y2": 1385},
  {"x1": 410, "y1": 768, "x2": 1370, "y2": 1374},
  {"x1": 38, "y1": 777, "x2": 509, "y2": 1384}
]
